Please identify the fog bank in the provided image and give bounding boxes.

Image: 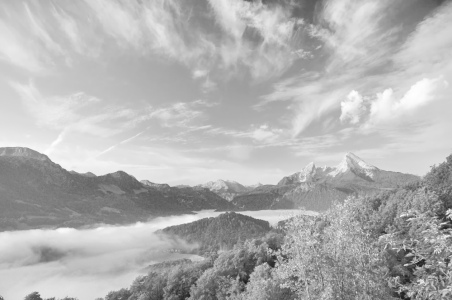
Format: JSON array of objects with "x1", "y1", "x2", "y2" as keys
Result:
[{"x1": 0, "y1": 209, "x2": 310, "y2": 300}]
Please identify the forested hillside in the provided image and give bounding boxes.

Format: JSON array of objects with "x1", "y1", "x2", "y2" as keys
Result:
[
  {"x1": 21, "y1": 154, "x2": 452, "y2": 300},
  {"x1": 158, "y1": 212, "x2": 272, "y2": 255}
]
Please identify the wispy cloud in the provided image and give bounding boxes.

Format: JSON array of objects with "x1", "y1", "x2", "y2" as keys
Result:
[
  {"x1": 45, "y1": 129, "x2": 69, "y2": 155},
  {"x1": 313, "y1": 0, "x2": 399, "y2": 72},
  {"x1": 97, "y1": 129, "x2": 148, "y2": 157},
  {"x1": 258, "y1": 0, "x2": 452, "y2": 142},
  {"x1": 0, "y1": 0, "x2": 308, "y2": 83},
  {"x1": 9, "y1": 81, "x2": 156, "y2": 152},
  {"x1": 0, "y1": 18, "x2": 46, "y2": 72}
]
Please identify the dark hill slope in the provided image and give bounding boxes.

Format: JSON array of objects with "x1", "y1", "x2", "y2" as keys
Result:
[{"x1": 159, "y1": 212, "x2": 272, "y2": 255}]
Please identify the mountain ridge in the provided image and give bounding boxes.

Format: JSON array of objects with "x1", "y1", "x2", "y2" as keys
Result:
[
  {"x1": 0, "y1": 147, "x2": 420, "y2": 230},
  {"x1": 196, "y1": 179, "x2": 254, "y2": 201},
  {"x1": 234, "y1": 153, "x2": 419, "y2": 211},
  {"x1": 0, "y1": 147, "x2": 234, "y2": 231}
]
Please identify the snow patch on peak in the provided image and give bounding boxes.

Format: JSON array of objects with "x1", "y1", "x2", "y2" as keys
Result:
[
  {"x1": 329, "y1": 152, "x2": 378, "y2": 178},
  {"x1": 199, "y1": 179, "x2": 249, "y2": 193},
  {"x1": 201, "y1": 179, "x2": 229, "y2": 191},
  {"x1": 303, "y1": 162, "x2": 316, "y2": 172},
  {"x1": 299, "y1": 162, "x2": 316, "y2": 182}
]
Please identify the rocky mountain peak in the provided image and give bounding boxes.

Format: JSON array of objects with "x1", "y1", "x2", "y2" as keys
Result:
[
  {"x1": 0, "y1": 147, "x2": 49, "y2": 161},
  {"x1": 141, "y1": 180, "x2": 171, "y2": 189},
  {"x1": 201, "y1": 179, "x2": 246, "y2": 192},
  {"x1": 330, "y1": 152, "x2": 379, "y2": 178},
  {"x1": 299, "y1": 162, "x2": 316, "y2": 182},
  {"x1": 109, "y1": 171, "x2": 134, "y2": 179}
]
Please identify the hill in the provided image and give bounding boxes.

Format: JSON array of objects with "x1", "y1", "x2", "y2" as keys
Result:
[{"x1": 158, "y1": 212, "x2": 272, "y2": 255}]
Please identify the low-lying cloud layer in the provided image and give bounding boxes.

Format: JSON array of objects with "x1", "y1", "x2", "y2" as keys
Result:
[{"x1": 0, "y1": 210, "x2": 304, "y2": 300}]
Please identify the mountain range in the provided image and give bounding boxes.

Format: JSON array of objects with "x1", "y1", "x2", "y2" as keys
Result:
[
  {"x1": 229, "y1": 152, "x2": 419, "y2": 211},
  {"x1": 196, "y1": 180, "x2": 258, "y2": 201},
  {"x1": 0, "y1": 147, "x2": 233, "y2": 231},
  {"x1": 0, "y1": 147, "x2": 419, "y2": 230}
]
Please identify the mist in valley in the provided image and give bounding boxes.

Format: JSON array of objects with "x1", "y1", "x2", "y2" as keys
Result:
[{"x1": 0, "y1": 210, "x2": 304, "y2": 300}]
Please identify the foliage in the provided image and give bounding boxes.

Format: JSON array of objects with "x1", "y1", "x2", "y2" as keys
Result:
[
  {"x1": 424, "y1": 154, "x2": 452, "y2": 212},
  {"x1": 105, "y1": 289, "x2": 132, "y2": 300},
  {"x1": 382, "y1": 210, "x2": 452, "y2": 299},
  {"x1": 188, "y1": 239, "x2": 273, "y2": 300},
  {"x1": 24, "y1": 292, "x2": 43, "y2": 300},
  {"x1": 238, "y1": 263, "x2": 294, "y2": 300},
  {"x1": 276, "y1": 198, "x2": 392, "y2": 300}
]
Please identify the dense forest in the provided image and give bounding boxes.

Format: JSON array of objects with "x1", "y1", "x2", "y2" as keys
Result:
[
  {"x1": 158, "y1": 212, "x2": 272, "y2": 255},
  {"x1": 14, "y1": 154, "x2": 452, "y2": 300}
]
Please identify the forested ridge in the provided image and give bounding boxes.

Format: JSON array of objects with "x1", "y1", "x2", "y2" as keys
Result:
[
  {"x1": 158, "y1": 212, "x2": 272, "y2": 255},
  {"x1": 16, "y1": 154, "x2": 452, "y2": 300}
]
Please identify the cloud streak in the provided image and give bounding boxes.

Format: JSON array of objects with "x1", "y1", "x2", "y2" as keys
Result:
[{"x1": 0, "y1": 0, "x2": 307, "y2": 82}]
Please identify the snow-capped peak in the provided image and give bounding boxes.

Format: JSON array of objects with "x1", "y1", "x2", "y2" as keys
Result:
[
  {"x1": 329, "y1": 152, "x2": 378, "y2": 178},
  {"x1": 201, "y1": 179, "x2": 229, "y2": 191},
  {"x1": 199, "y1": 179, "x2": 247, "y2": 192},
  {"x1": 298, "y1": 162, "x2": 316, "y2": 182}
]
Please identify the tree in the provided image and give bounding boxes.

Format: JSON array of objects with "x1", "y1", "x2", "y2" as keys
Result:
[
  {"x1": 240, "y1": 264, "x2": 294, "y2": 300},
  {"x1": 276, "y1": 198, "x2": 393, "y2": 300},
  {"x1": 424, "y1": 154, "x2": 452, "y2": 211},
  {"x1": 382, "y1": 209, "x2": 452, "y2": 299},
  {"x1": 188, "y1": 240, "x2": 273, "y2": 300},
  {"x1": 105, "y1": 289, "x2": 131, "y2": 300},
  {"x1": 24, "y1": 292, "x2": 43, "y2": 300}
]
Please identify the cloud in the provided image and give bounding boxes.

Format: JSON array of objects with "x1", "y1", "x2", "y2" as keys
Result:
[
  {"x1": 340, "y1": 90, "x2": 365, "y2": 124},
  {"x1": 205, "y1": 0, "x2": 307, "y2": 80},
  {"x1": 250, "y1": 125, "x2": 283, "y2": 143},
  {"x1": 0, "y1": 0, "x2": 307, "y2": 82},
  {"x1": 9, "y1": 81, "x2": 158, "y2": 154},
  {"x1": 24, "y1": 4, "x2": 64, "y2": 57},
  {"x1": 97, "y1": 130, "x2": 148, "y2": 157},
  {"x1": 368, "y1": 77, "x2": 447, "y2": 125},
  {"x1": 0, "y1": 215, "x2": 207, "y2": 300},
  {"x1": 0, "y1": 19, "x2": 45, "y2": 72},
  {"x1": 256, "y1": 0, "x2": 452, "y2": 138},
  {"x1": 313, "y1": 0, "x2": 398, "y2": 71},
  {"x1": 0, "y1": 2, "x2": 73, "y2": 73},
  {"x1": 150, "y1": 102, "x2": 204, "y2": 128},
  {"x1": 51, "y1": 5, "x2": 87, "y2": 56},
  {"x1": 45, "y1": 130, "x2": 69, "y2": 155},
  {"x1": 338, "y1": 77, "x2": 448, "y2": 128},
  {"x1": 393, "y1": 1, "x2": 452, "y2": 77}
]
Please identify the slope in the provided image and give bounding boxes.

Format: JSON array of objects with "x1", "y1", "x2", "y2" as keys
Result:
[{"x1": 158, "y1": 212, "x2": 272, "y2": 255}]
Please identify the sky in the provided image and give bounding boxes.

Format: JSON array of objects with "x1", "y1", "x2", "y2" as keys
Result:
[{"x1": 0, "y1": 0, "x2": 451, "y2": 185}]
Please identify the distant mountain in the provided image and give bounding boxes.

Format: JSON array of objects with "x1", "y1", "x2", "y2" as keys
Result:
[
  {"x1": 232, "y1": 153, "x2": 420, "y2": 211},
  {"x1": 197, "y1": 179, "x2": 254, "y2": 201},
  {"x1": 0, "y1": 147, "x2": 235, "y2": 231},
  {"x1": 158, "y1": 212, "x2": 272, "y2": 255}
]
